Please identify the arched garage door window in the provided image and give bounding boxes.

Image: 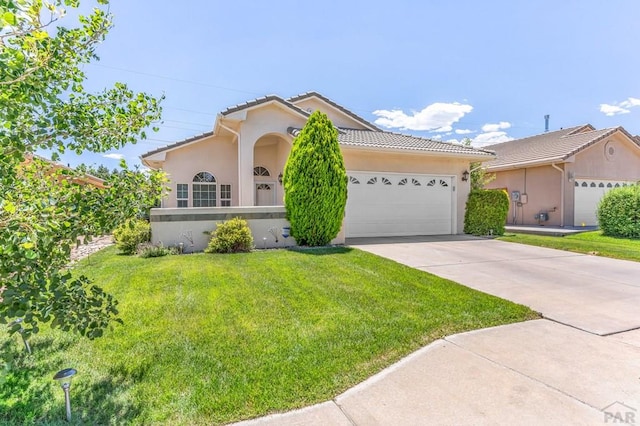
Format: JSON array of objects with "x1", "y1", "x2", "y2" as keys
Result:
[{"x1": 192, "y1": 172, "x2": 216, "y2": 207}]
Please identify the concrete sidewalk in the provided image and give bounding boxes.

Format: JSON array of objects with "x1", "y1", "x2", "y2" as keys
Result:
[{"x1": 234, "y1": 320, "x2": 640, "y2": 425}]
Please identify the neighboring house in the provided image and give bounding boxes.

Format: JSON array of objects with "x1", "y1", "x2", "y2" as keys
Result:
[
  {"x1": 141, "y1": 92, "x2": 494, "y2": 241},
  {"x1": 484, "y1": 125, "x2": 640, "y2": 227},
  {"x1": 22, "y1": 154, "x2": 106, "y2": 189}
]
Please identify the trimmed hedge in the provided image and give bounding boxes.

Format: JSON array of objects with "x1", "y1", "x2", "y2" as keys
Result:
[
  {"x1": 464, "y1": 189, "x2": 510, "y2": 236},
  {"x1": 597, "y1": 185, "x2": 640, "y2": 238},
  {"x1": 113, "y1": 219, "x2": 151, "y2": 255},
  {"x1": 283, "y1": 111, "x2": 347, "y2": 246},
  {"x1": 205, "y1": 217, "x2": 254, "y2": 253}
]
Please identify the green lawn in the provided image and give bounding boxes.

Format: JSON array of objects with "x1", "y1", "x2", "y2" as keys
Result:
[
  {"x1": 499, "y1": 231, "x2": 640, "y2": 262},
  {"x1": 1, "y1": 246, "x2": 537, "y2": 425}
]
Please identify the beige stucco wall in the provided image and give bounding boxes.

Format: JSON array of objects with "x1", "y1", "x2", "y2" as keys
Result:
[
  {"x1": 568, "y1": 133, "x2": 640, "y2": 181},
  {"x1": 160, "y1": 135, "x2": 238, "y2": 208},
  {"x1": 488, "y1": 165, "x2": 563, "y2": 226},
  {"x1": 238, "y1": 106, "x2": 308, "y2": 205},
  {"x1": 343, "y1": 148, "x2": 471, "y2": 233}
]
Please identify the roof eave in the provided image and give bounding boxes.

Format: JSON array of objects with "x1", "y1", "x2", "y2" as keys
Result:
[
  {"x1": 339, "y1": 143, "x2": 496, "y2": 160},
  {"x1": 485, "y1": 156, "x2": 567, "y2": 172}
]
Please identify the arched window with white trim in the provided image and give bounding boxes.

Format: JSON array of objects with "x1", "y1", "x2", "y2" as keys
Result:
[{"x1": 192, "y1": 172, "x2": 216, "y2": 207}]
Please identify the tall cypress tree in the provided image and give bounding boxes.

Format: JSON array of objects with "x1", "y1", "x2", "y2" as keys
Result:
[{"x1": 283, "y1": 111, "x2": 347, "y2": 246}]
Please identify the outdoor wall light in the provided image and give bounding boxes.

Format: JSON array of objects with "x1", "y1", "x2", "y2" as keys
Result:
[
  {"x1": 53, "y1": 368, "x2": 77, "y2": 422},
  {"x1": 461, "y1": 170, "x2": 470, "y2": 182},
  {"x1": 8, "y1": 318, "x2": 31, "y2": 354},
  {"x1": 278, "y1": 172, "x2": 283, "y2": 185}
]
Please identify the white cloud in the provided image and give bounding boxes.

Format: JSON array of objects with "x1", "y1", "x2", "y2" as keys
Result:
[
  {"x1": 472, "y1": 131, "x2": 514, "y2": 147},
  {"x1": 600, "y1": 104, "x2": 629, "y2": 116},
  {"x1": 455, "y1": 129, "x2": 474, "y2": 135},
  {"x1": 432, "y1": 134, "x2": 443, "y2": 140},
  {"x1": 481, "y1": 121, "x2": 511, "y2": 132},
  {"x1": 600, "y1": 97, "x2": 640, "y2": 116},
  {"x1": 102, "y1": 153, "x2": 124, "y2": 160},
  {"x1": 373, "y1": 102, "x2": 473, "y2": 132},
  {"x1": 619, "y1": 97, "x2": 640, "y2": 108}
]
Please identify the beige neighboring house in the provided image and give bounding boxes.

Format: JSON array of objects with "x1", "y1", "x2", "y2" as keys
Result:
[
  {"x1": 484, "y1": 125, "x2": 640, "y2": 227},
  {"x1": 141, "y1": 92, "x2": 494, "y2": 242}
]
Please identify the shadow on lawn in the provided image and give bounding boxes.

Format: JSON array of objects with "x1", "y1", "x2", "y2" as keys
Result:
[
  {"x1": 288, "y1": 246, "x2": 354, "y2": 256},
  {"x1": 0, "y1": 336, "x2": 142, "y2": 425}
]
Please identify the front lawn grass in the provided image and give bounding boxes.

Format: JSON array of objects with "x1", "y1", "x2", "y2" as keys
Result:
[
  {"x1": 1, "y1": 246, "x2": 537, "y2": 425},
  {"x1": 499, "y1": 231, "x2": 640, "y2": 262}
]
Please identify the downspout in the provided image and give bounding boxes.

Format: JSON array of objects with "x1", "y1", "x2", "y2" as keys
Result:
[
  {"x1": 551, "y1": 163, "x2": 565, "y2": 227},
  {"x1": 219, "y1": 121, "x2": 241, "y2": 204}
]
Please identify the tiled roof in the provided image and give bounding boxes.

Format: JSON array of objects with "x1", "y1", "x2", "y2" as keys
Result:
[
  {"x1": 287, "y1": 127, "x2": 495, "y2": 157},
  {"x1": 141, "y1": 131, "x2": 214, "y2": 158},
  {"x1": 287, "y1": 92, "x2": 381, "y2": 131},
  {"x1": 483, "y1": 125, "x2": 631, "y2": 170},
  {"x1": 221, "y1": 95, "x2": 310, "y2": 118}
]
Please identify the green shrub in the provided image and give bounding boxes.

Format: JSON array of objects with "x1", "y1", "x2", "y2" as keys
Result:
[
  {"x1": 464, "y1": 189, "x2": 510, "y2": 236},
  {"x1": 283, "y1": 111, "x2": 347, "y2": 246},
  {"x1": 113, "y1": 219, "x2": 151, "y2": 255},
  {"x1": 137, "y1": 242, "x2": 176, "y2": 258},
  {"x1": 205, "y1": 217, "x2": 254, "y2": 253},
  {"x1": 597, "y1": 185, "x2": 640, "y2": 238}
]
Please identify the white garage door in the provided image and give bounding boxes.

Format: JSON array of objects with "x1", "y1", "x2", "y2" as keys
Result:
[
  {"x1": 574, "y1": 179, "x2": 635, "y2": 226},
  {"x1": 345, "y1": 172, "x2": 454, "y2": 238}
]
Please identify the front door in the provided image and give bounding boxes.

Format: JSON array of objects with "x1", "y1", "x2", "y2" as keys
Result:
[{"x1": 255, "y1": 183, "x2": 276, "y2": 206}]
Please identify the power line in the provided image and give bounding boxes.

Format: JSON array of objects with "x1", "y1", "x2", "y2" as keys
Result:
[
  {"x1": 163, "y1": 105, "x2": 218, "y2": 116},
  {"x1": 159, "y1": 118, "x2": 212, "y2": 127},
  {"x1": 88, "y1": 63, "x2": 263, "y2": 96}
]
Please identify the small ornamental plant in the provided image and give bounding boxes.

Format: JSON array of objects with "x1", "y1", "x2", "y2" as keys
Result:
[{"x1": 205, "y1": 217, "x2": 254, "y2": 253}]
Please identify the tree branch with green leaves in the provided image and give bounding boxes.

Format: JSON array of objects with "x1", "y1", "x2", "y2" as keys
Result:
[{"x1": 0, "y1": 0, "x2": 166, "y2": 339}]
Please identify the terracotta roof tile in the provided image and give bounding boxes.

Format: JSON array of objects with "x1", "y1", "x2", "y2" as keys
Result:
[
  {"x1": 221, "y1": 95, "x2": 310, "y2": 117},
  {"x1": 288, "y1": 127, "x2": 495, "y2": 157},
  {"x1": 484, "y1": 125, "x2": 625, "y2": 169}
]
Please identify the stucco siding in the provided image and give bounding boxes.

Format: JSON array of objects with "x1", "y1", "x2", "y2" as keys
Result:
[
  {"x1": 489, "y1": 165, "x2": 562, "y2": 226},
  {"x1": 161, "y1": 135, "x2": 238, "y2": 208},
  {"x1": 572, "y1": 133, "x2": 640, "y2": 181}
]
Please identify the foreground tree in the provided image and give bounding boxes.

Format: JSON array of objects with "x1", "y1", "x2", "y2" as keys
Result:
[
  {"x1": 1, "y1": 0, "x2": 164, "y2": 338},
  {"x1": 283, "y1": 111, "x2": 347, "y2": 246}
]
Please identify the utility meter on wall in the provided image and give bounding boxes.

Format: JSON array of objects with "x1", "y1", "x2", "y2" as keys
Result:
[{"x1": 511, "y1": 191, "x2": 521, "y2": 201}]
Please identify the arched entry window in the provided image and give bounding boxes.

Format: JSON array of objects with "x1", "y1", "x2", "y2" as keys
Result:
[
  {"x1": 192, "y1": 172, "x2": 216, "y2": 207},
  {"x1": 253, "y1": 166, "x2": 271, "y2": 177}
]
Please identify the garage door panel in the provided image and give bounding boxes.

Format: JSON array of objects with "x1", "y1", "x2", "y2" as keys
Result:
[
  {"x1": 574, "y1": 179, "x2": 635, "y2": 226},
  {"x1": 345, "y1": 172, "x2": 453, "y2": 238}
]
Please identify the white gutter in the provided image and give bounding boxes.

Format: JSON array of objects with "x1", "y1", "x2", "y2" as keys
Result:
[
  {"x1": 219, "y1": 121, "x2": 242, "y2": 203},
  {"x1": 551, "y1": 163, "x2": 565, "y2": 227}
]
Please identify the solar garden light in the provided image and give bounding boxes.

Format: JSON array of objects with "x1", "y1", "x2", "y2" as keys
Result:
[
  {"x1": 8, "y1": 318, "x2": 31, "y2": 354},
  {"x1": 53, "y1": 368, "x2": 77, "y2": 422}
]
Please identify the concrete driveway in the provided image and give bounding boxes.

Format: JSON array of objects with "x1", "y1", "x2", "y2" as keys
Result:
[{"x1": 348, "y1": 235, "x2": 640, "y2": 336}]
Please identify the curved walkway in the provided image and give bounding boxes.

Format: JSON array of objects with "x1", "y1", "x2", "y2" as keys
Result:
[{"x1": 69, "y1": 235, "x2": 114, "y2": 263}]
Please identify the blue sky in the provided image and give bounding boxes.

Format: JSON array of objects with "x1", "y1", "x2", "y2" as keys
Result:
[{"x1": 49, "y1": 0, "x2": 640, "y2": 169}]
